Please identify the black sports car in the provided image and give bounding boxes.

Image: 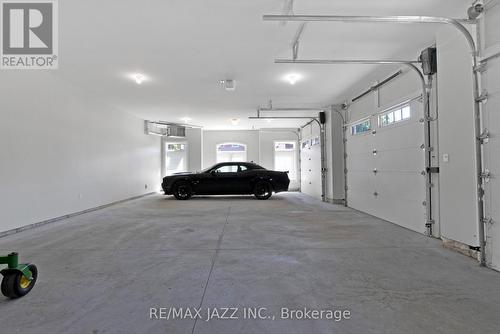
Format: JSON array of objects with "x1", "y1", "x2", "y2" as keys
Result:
[{"x1": 162, "y1": 162, "x2": 290, "y2": 200}]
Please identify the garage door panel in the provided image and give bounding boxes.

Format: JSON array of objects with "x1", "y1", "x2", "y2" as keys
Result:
[
  {"x1": 375, "y1": 173, "x2": 425, "y2": 202},
  {"x1": 347, "y1": 134, "x2": 374, "y2": 154},
  {"x1": 348, "y1": 153, "x2": 374, "y2": 172},
  {"x1": 348, "y1": 171, "x2": 374, "y2": 192},
  {"x1": 301, "y1": 144, "x2": 321, "y2": 199},
  {"x1": 372, "y1": 195, "x2": 426, "y2": 233},
  {"x1": 347, "y1": 102, "x2": 425, "y2": 234},
  {"x1": 375, "y1": 122, "x2": 424, "y2": 151},
  {"x1": 348, "y1": 191, "x2": 377, "y2": 216},
  {"x1": 375, "y1": 148, "x2": 424, "y2": 172}
]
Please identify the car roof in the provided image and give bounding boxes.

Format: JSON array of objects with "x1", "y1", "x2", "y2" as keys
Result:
[{"x1": 212, "y1": 162, "x2": 264, "y2": 169}]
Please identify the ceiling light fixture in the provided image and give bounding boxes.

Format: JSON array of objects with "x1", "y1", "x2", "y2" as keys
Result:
[
  {"x1": 284, "y1": 73, "x2": 302, "y2": 85},
  {"x1": 231, "y1": 118, "x2": 240, "y2": 126},
  {"x1": 180, "y1": 117, "x2": 192, "y2": 123},
  {"x1": 133, "y1": 73, "x2": 146, "y2": 85}
]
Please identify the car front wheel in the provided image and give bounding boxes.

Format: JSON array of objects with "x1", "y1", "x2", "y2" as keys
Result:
[
  {"x1": 253, "y1": 181, "x2": 272, "y2": 200},
  {"x1": 173, "y1": 182, "x2": 193, "y2": 200}
]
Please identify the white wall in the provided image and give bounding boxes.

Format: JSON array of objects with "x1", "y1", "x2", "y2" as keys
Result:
[
  {"x1": 0, "y1": 72, "x2": 160, "y2": 233},
  {"x1": 202, "y1": 130, "x2": 259, "y2": 168}
]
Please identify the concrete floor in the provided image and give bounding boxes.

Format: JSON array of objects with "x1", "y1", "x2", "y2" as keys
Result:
[{"x1": 0, "y1": 193, "x2": 499, "y2": 334}]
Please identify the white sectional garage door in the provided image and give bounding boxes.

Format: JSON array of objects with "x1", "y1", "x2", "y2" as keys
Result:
[
  {"x1": 346, "y1": 99, "x2": 426, "y2": 234},
  {"x1": 300, "y1": 135, "x2": 322, "y2": 200}
]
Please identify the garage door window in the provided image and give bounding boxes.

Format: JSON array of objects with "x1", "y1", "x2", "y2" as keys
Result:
[
  {"x1": 216, "y1": 143, "x2": 247, "y2": 163},
  {"x1": 351, "y1": 119, "x2": 371, "y2": 135},
  {"x1": 274, "y1": 141, "x2": 297, "y2": 181},
  {"x1": 379, "y1": 105, "x2": 411, "y2": 127}
]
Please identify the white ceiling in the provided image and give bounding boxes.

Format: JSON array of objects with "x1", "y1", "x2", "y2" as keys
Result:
[{"x1": 56, "y1": 0, "x2": 471, "y2": 129}]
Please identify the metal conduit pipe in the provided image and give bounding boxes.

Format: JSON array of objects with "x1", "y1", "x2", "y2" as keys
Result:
[{"x1": 265, "y1": 13, "x2": 487, "y2": 266}]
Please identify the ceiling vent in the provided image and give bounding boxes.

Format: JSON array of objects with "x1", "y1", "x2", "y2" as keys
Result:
[
  {"x1": 166, "y1": 125, "x2": 186, "y2": 138},
  {"x1": 144, "y1": 121, "x2": 186, "y2": 137},
  {"x1": 218, "y1": 79, "x2": 236, "y2": 91}
]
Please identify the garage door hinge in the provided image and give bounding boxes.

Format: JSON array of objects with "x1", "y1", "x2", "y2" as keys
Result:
[
  {"x1": 420, "y1": 144, "x2": 434, "y2": 152},
  {"x1": 475, "y1": 91, "x2": 488, "y2": 103},
  {"x1": 482, "y1": 217, "x2": 494, "y2": 225},
  {"x1": 480, "y1": 170, "x2": 491, "y2": 183},
  {"x1": 477, "y1": 129, "x2": 490, "y2": 144},
  {"x1": 474, "y1": 63, "x2": 488, "y2": 73}
]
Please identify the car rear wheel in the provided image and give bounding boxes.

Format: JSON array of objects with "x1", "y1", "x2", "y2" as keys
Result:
[
  {"x1": 173, "y1": 182, "x2": 193, "y2": 200},
  {"x1": 253, "y1": 181, "x2": 272, "y2": 200}
]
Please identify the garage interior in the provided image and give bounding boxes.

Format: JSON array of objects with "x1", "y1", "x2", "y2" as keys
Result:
[{"x1": 1, "y1": 0, "x2": 500, "y2": 333}]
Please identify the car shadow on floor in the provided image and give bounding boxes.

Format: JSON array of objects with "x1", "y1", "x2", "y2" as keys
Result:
[{"x1": 162, "y1": 195, "x2": 284, "y2": 201}]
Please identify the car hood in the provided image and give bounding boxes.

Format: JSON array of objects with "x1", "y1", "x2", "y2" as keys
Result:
[{"x1": 163, "y1": 172, "x2": 198, "y2": 180}]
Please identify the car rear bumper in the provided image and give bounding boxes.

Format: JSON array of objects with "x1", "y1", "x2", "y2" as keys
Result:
[{"x1": 274, "y1": 179, "x2": 290, "y2": 193}]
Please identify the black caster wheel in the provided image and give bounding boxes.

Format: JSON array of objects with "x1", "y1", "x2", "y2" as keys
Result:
[{"x1": 1, "y1": 264, "x2": 38, "y2": 298}]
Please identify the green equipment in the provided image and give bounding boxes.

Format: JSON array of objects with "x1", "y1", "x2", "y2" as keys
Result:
[{"x1": 0, "y1": 252, "x2": 37, "y2": 298}]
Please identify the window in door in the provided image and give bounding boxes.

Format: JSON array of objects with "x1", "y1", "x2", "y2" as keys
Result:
[
  {"x1": 274, "y1": 141, "x2": 297, "y2": 181},
  {"x1": 379, "y1": 104, "x2": 411, "y2": 127},
  {"x1": 216, "y1": 143, "x2": 247, "y2": 163},
  {"x1": 165, "y1": 143, "x2": 187, "y2": 175}
]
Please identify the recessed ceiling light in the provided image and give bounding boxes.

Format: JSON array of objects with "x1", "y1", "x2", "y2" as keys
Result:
[
  {"x1": 284, "y1": 73, "x2": 302, "y2": 85},
  {"x1": 131, "y1": 73, "x2": 146, "y2": 85},
  {"x1": 231, "y1": 118, "x2": 240, "y2": 126}
]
